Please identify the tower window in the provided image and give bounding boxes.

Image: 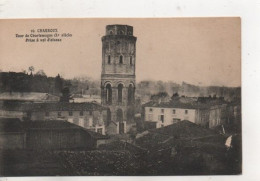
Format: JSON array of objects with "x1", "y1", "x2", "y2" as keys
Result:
[
  {"x1": 118, "y1": 84, "x2": 123, "y2": 103},
  {"x1": 119, "y1": 55, "x2": 123, "y2": 64},
  {"x1": 119, "y1": 30, "x2": 124, "y2": 35},
  {"x1": 130, "y1": 56, "x2": 133, "y2": 65},
  {"x1": 128, "y1": 84, "x2": 134, "y2": 105},
  {"x1": 105, "y1": 84, "x2": 112, "y2": 105},
  {"x1": 108, "y1": 55, "x2": 111, "y2": 64}
]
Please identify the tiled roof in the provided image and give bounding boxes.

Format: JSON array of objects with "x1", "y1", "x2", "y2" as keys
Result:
[
  {"x1": 143, "y1": 98, "x2": 227, "y2": 110},
  {"x1": 149, "y1": 120, "x2": 217, "y2": 138},
  {"x1": 0, "y1": 118, "x2": 108, "y2": 139},
  {"x1": 23, "y1": 120, "x2": 109, "y2": 139},
  {"x1": 143, "y1": 100, "x2": 197, "y2": 109},
  {"x1": 0, "y1": 101, "x2": 107, "y2": 112},
  {"x1": 31, "y1": 102, "x2": 107, "y2": 112},
  {"x1": 0, "y1": 118, "x2": 24, "y2": 132},
  {"x1": 136, "y1": 120, "x2": 225, "y2": 151}
]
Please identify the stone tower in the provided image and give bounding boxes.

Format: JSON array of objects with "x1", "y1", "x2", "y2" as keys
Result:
[{"x1": 101, "y1": 24, "x2": 137, "y2": 134}]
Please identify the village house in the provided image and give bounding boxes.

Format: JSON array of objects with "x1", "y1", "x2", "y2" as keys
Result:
[
  {"x1": 142, "y1": 97, "x2": 229, "y2": 129},
  {"x1": 29, "y1": 102, "x2": 107, "y2": 135},
  {"x1": 0, "y1": 101, "x2": 108, "y2": 135}
]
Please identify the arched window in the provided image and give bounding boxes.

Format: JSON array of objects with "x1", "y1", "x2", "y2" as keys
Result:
[
  {"x1": 127, "y1": 107, "x2": 134, "y2": 121},
  {"x1": 118, "y1": 84, "x2": 123, "y2": 103},
  {"x1": 119, "y1": 30, "x2": 124, "y2": 35},
  {"x1": 105, "y1": 84, "x2": 112, "y2": 105},
  {"x1": 108, "y1": 55, "x2": 111, "y2": 64},
  {"x1": 116, "y1": 109, "x2": 123, "y2": 122},
  {"x1": 128, "y1": 84, "x2": 135, "y2": 105},
  {"x1": 130, "y1": 56, "x2": 133, "y2": 65},
  {"x1": 119, "y1": 55, "x2": 123, "y2": 64},
  {"x1": 109, "y1": 30, "x2": 113, "y2": 35}
]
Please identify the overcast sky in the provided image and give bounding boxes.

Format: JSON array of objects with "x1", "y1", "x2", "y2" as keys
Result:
[{"x1": 0, "y1": 18, "x2": 241, "y2": 87}]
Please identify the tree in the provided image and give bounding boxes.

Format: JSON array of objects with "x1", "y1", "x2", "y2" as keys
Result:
[
  {"x1": 171, "y1": 92, "x2": 179, "y2": 100},
  {"x1": 60, "y1": 87, "x2": 71, "y2": 102},
  {"x1": 150, "y1": 91, "x2": 169, "y2": 102},
  {"x1": 21, "y1": 69, "x2": 27, "y2": 74},
  {"x1": 54, "y1": 74, "x2": 63, "y2": 94},
  {"x1": 28, "y1": 66, "x2": 35, "y2": 75},
  {"x1": 35, "y1": 69, "x2": 46, "y2": 76}
]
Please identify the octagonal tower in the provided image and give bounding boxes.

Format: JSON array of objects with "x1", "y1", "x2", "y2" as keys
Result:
[{"x1": 101, "y1": 24, "x2": 137, "y2": 134}]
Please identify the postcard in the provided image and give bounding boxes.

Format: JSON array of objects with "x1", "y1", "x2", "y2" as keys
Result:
[{"x1": 0, "y1": 18, "x2": 241, "y2": 176}]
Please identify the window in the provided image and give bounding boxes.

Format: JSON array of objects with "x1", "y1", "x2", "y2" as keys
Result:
[
  {"x1": 80, "y1": 111, "x2": 83, "y2": 116},
  {"x1": 58, "y1": 112, "x2": 61, "y2": 117},
  {"x1": 128, "y1": 84, "x2": 134, "y2": 105},
  {"x1": 158, "y1": 115, "x2": 164, "y2": 123},
  {"x1": 97, "y1": 128, "x2": 103, "y2": 134},
  {"x1": 45, "y1": 112, "x2": 49, "y2": 116},
  {"x1": 117, "y1": 109, "x2": 123, "y2": 122},
  {"x1": 130, "y1": 56, "x2": 133, "y2": 65},
  {"x1": 172, "y1": 109, "x2": 176, "y2": 114},
  {"x1": 119, "y1": 30, "x2": 124, "y2": 35},
  {"x1": 185, "y1": 110, "x2": 188, "y2": 114},
  {"x1": 108, "y1": 55, "x2": 111, "y2": 64},
  {"x1": 119, "y1": 55, "x2": 123, "y2": 64},
  {"x1": 161, "y1": 109, "x2": 164, "y2": 113},
  {"x1": 149, "y1": 108, "x2": 153, "y2": 112},
  {"x1": 105, "y1": 84, "x2": 112, "y2": 105},
  {"x1": 89, "y1": 111, "x2": 93, "y2": 115},
  {"x1": 69, "y1": 111, "x2": 73, "y2": 116},
  {"x1": 118, "y1": 84, "x2": 123, "y2": 103},
  {"x1": 109, "y1": 30, "x2": 113, "y2": 35}
]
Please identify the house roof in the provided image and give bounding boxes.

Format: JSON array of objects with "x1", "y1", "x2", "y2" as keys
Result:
[
  {"x1": 0, "y1": 92, "x2": 59, "y2": 102},
  {"x1": 31, "y1": 102, "x2": 107, "y2": 112},
  {"x1": 143, "y1": 97, "x2": 227, "y2": 110},
  {"x1": 0, "y1": 101, "x2": 108, "y2": 112},
  {"x1": 0, "y1": 118, "x2": 24, "y2": 133},
  {"x1": 149, "y1": 120, "x2": 217, "y2": 138},
  {"x1": 136, "y1": 120, "x2": 226, "y2": 151},
  {"x1": 143, "y1": 100, "x2": 197, "y2": 109},
  {"x1": 23, "y1": 120, "x2": 109, "y2": 139}
]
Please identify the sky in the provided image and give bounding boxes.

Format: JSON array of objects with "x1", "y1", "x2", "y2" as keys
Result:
[{"x1": 0, "y1": 18, "x2": 241, "y2": 87}]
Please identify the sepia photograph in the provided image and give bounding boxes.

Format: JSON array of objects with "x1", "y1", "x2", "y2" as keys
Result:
[{"x1": 0, "y1": 18, "x2": 241, "y2": 176}]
